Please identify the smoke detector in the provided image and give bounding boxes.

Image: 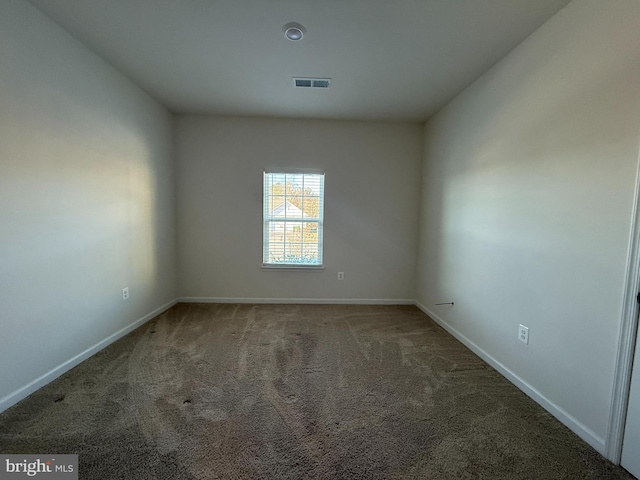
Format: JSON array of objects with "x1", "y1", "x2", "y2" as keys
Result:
[{"x1": 283, "y1": 22, "x2": 306, "y2": 41}]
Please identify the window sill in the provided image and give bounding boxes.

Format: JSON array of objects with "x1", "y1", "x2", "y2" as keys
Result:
[{"x1": 261, "y1": 265, "x2": 325, "y2": 271}]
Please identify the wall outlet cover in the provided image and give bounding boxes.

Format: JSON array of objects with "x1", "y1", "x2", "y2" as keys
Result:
[{"x1": 518, "y1": 324, "x2": 529, "y2": 344}]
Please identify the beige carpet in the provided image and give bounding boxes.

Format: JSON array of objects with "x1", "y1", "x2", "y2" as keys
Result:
[{"x1": 0, "y1": 303, "x2": 633, "y2": 479}]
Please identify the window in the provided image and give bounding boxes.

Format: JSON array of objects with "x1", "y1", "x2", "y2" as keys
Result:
[{"x1": 263, "y1": 170, "x2": 324, "y2": 267}]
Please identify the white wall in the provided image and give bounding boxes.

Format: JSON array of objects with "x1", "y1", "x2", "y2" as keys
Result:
[
  {"x1": 0, "y1": 1, "x2": 177, "y2": 408},
  {"x1": 176, "y1": 116, "x2": 422, "y2": 301},
  {"x1": 416, "y1": 0, "x2": 640, "y2": 452}
]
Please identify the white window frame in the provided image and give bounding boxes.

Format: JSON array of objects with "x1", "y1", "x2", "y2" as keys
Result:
[{"x1": 262, "y1": 169, "x2": 325, "y2": 269}]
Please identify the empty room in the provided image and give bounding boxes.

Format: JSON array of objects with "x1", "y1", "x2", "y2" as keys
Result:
[{"x1": 2, "y1": 0, "x2": 640, "y2": 478}]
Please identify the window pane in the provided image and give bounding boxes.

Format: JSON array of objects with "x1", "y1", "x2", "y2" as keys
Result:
[
  {"x1": 268, "y1": 243, "x2": 284, "y2": 263},
  {"x1": 269, "y1": 195, "x2": 285, "y2": 214},
  {"x1": 264, "y1": 171, "x2": 324, "y2": 266},
  {"x1": 280, "y1": 225, "x2": 301, "y2": 249},
  {"x1": 302, "y1": 222, "x2": 318, "y2": 243},
  {"x1": 303, "y1": 244, "x2": 318, "y2": 262},
  {"x1": 269, "y1": 222, "x2": 285, "y2": 243}
]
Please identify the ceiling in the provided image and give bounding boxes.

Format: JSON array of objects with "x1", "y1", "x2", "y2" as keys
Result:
[{"x1": 28, "y1": 0, "x2": 571, "y2": 122}]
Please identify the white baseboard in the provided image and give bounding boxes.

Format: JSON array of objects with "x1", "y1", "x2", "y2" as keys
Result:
[
  {"x1": 0, "y1": 298, "x2": 178, "y2": 414},
  {"x1": 178, "y1": 296, "x2": 415, "y2": 305},
  {"x1": 414, "y1": 301, "x2": 606, "y2": 456}
]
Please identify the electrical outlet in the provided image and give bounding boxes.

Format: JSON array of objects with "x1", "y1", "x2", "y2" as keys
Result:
[
  {"x1": 337, "y1": 272, "x2": 344, "y2": 280},
  {"x1": 122, "y1": 287, "x2": 129, "y2": 301},
  {"x1": 518, "y1": 324, "x2": 529, "y2": 344}
]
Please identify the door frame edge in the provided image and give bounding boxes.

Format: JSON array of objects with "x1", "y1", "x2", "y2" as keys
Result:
[{"x1": 606, "y1": 143, "x2": 640, "y2": 463}]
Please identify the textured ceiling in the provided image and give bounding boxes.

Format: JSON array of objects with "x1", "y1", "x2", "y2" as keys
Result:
[{"x1": 28, "y1": 0, "x2": 572, "y2": 121}]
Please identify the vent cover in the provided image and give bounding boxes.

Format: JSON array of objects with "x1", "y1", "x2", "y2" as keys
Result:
[{"x1": 293, "y1": 78, "x2": 331, "y2": 89}]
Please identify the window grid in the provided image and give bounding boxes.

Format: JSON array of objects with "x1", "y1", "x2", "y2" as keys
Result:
[{"x1": 263, "y1": 172, "x2": 324, "y2": 266}]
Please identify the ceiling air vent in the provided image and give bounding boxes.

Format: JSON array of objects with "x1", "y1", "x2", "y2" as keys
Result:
[{"x1": 293, "y1": 78, "x2": 331, "y2": 89}]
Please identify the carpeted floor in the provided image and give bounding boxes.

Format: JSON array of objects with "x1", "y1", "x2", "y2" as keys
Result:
[{"x1": 0, "y1": 303, "x2": 634, "y2": 479}]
